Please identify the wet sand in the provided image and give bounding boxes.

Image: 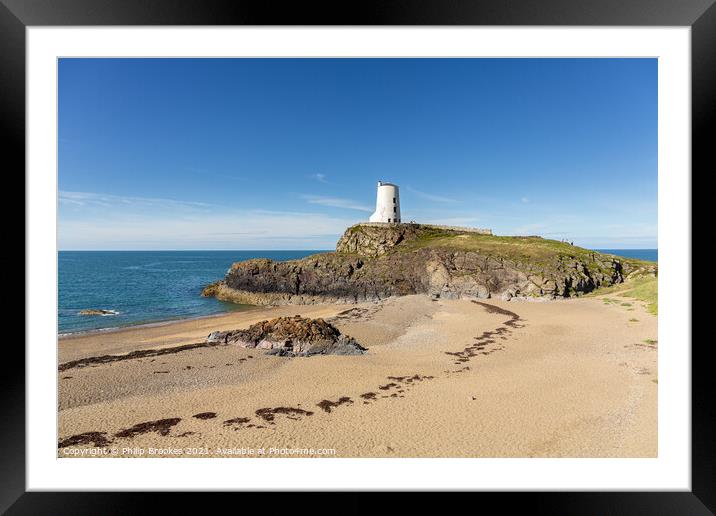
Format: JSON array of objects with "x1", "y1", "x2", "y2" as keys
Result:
[{"x1": 58, "y1": 294, "x2": 657, "y2": 458}]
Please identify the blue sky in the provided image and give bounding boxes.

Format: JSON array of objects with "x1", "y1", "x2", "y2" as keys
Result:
[{"x1": 59, "y1": 58, "x2": 657, "y2": 250}]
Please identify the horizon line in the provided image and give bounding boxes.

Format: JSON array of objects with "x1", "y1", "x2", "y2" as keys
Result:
[{"x1": 58, "y1": 247, "x2": 659, "y2": 252}]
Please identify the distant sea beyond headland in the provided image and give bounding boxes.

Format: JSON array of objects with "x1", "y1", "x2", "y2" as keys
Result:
[
  {"x1": 593, "y1": 249, "x2": 658, "y2": 262},
  {"x1": 58, "y1": 248, "x2": 657, "y2": 335}
]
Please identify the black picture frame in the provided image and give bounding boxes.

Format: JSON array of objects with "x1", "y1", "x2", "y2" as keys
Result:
[{"x1": 4, "y1": 0, "x2": 709, "y2": 512}]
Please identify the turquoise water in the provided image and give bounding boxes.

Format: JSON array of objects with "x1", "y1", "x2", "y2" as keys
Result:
[
  {"x1": 593, "y1": 249, "x2": 658, "y2": 262},
  {"x1": 58, "y1": 251, "x2": 325, "y2": 334}
]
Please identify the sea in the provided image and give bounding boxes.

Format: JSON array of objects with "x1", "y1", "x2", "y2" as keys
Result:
[
  {"x1": 58, "y1": 248, "x2": 657, "y2": 335},
  {"x1": 58, "y1": 250, "x2": 325, "y2": 335},
  {"x1": 593, "y1": 249, "x2": 658, "y2": 262}
]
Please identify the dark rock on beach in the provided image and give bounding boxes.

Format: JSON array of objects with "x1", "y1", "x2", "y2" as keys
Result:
[
  {"x1": 206, "y1": 315, "x2": 366, "y2": 357},
  {"x1": 78, "y1": 309, "x2": 118, "y2": 316}
]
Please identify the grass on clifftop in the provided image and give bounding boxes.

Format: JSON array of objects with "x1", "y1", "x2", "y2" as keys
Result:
[
  {"x1": 396, "y1": 230, "x2": 639, "y2": 266},
  {"x1": 589, "y1": 275, "x2": 658, "y2": 315}
]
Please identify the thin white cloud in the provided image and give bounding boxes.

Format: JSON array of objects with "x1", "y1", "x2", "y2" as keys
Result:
[
  {"x1": 300, "y1": 195, "x2": 372, "y2": 212},
  {"x1": 59, "y1": 190, "x2": 213, "y2": 211},
  {"x1": 309, "y1": 173, "x2": 328, "y2": 183},
  {"x1": 58, "y1": 192, "x2": 363, "y2": 249},
  {"x1": 59, "y1": 208, "x2": 360, "y2": 250},
  {"x1": 406, "y1": 186, "x2": 459, "y2": 204}
]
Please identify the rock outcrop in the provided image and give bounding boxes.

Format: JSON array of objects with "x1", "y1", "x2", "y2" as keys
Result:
[
  {"x1": 78, "y1": 309, "x2": 119, "y2": 316},
  {"x1": 336, "y1": 223, "x2": 490, "y2": 257},
  {"x1": 207, "y1": 315, "x2": 366, "y2": 356},
  {"x1": 203, "y1": 223, "x2": 657, "y2": 305}
]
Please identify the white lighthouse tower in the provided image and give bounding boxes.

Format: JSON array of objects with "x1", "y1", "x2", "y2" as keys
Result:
[{"x1": 369, "y1": 181, "x2": 401, "y2": 223}]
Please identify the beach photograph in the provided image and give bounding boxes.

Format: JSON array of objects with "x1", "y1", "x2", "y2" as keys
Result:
[{"x1": 57, "y1": 57, "x2": 658, "y2": 459}]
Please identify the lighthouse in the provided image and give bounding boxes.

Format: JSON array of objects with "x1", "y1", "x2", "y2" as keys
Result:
[{"x1": 369, "y1": 181, "x2": 401, "y2": 223}]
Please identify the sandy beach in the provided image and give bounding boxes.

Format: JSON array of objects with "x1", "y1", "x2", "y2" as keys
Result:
[{"x1": 58, "y1": 293, "x2": 657, "y2": 458}]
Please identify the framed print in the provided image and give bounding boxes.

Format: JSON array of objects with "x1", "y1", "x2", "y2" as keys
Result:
[{"x1": 4, "y1": 0, "x2": 712, "y2": 511}]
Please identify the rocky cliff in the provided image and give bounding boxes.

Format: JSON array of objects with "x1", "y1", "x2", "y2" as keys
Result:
[{"x1": 202, "y1": 223, "x2": 657, "y2": 305}]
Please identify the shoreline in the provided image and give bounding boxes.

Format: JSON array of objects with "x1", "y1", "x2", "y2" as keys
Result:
[
  {"x1": 58, "y1": 294, "x2": 570, "y2": 340},
  {"x1": 58, "y1": 302, "x2": 352, "y2": 364},
  {"x1": 57, "y1": 288, "x2": 628, "y2": 342},
  {"x1": 59, "y1": 304, "x2": 265, "y2": 340}
]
